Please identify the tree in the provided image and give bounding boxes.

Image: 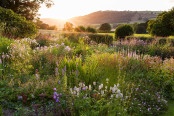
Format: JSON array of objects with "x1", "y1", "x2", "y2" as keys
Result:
[
  {"x1": 133, "y1": 22, "x2": 148, "y2": 34},
  {"x1": 63, "y1": 22, "x2": 73, "y2": 31},
  {"x1": 35, "y1": 19, "x2": 57, "y2": 30},
  {"x1": 99, "y1": 23, "x2": 111, "y2": 33},
  {"x1": 147, "y1": 8, "x2": 174, "y2": 37},
  {"x1": 74, "y1": 25, "x2": 86, "y2": 32},
  {"x1": 0, "y1": 7, "x2": 38, "y2": 38},
  {"x1": 115, "y1": 24, "x2": 134, "y2": 40},
  {"x1": 0, "y1": 0, "x2": 54, "y2": 20},
  {"x1": 86, "y1": 26, "x2": 97, "y2": 33}
]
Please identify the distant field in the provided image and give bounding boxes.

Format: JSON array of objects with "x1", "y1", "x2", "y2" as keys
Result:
[
  {"x1": 39, "y1": 30, "x2": 174, "y2": 39},
  {"x1": 99, "y1": 33, "x2": 174, "y2": 39}
]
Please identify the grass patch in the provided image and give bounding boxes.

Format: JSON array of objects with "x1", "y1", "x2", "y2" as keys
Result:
[{"x1": 161, "y1": 101, "x2": 174, "y2": 116}]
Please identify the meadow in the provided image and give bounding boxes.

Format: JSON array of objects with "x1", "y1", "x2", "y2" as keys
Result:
[{"x1": 0, "y1": 31, "x2": 174, "y2": 116}]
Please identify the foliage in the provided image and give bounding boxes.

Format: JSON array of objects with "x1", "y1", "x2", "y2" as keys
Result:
[
  {"x1": 115, "y1": 24, "x2": 134, "y2": 40},
  {"x1": 63, "y1": 22, "x2": 73, "y2": 31},
  {"x1": 0, "y1": 7, "x2": 38, "y2": 38},
  {"x1": 86, "y1": 26, "x2": 97, "y2": 33},
  {"x1": 88, "y1": 34, "x2": 113, "y2": 45},
  {"x1": 99, "y1": 23, "x2": 111, "y2": 33},
  {"x1": 147, "y1": 8, "x2": 174, "y2": 37},
  {"x1": 0, "y1": 36, "x2": 13, "y2": 54},
  {"x1": 0, "y1": 0, "x2": 53, "y2": 20},
  {"x1": 35, "y1": 19, "x2": 57, "y2": 30},
  {"x1": 133, "y1": 22, "x2": 148, "y2": 34},
  {"x1": 0, "y1": 34, "x2": 174, "y2": 115},
  {"x1": 74, "y1": 25, "x2": 86, "y2": 32}
]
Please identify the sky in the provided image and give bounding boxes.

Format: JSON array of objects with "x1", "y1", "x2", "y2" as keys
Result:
[{"x1": 38, "y1": 0, "x2": 174, "y2": 20}]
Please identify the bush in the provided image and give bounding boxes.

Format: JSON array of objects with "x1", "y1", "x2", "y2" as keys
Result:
[
  {"x1": 0, "y1": 36, "x2": 13, "y2": 54},
  {"x1": 74, "y1": 26, "x2": 86, "y2": 32},
  {"x1": 88, "y1": 34, "x2": 113, "y2": 45},
  {"x1": 86, "y1": 26, "x2": 97, "y2": 33},
  {"x1": 99, "y1": 23, "x2": 111, "y2": 33},
  {"x1": 147, "y1": 8, "x2": 174, "y2": 37},
  {"x1": 0, "y1": 7, "x2": 38, "y2": 38},
  {"x1": 61, "y1": 33, "x2": 113, "y2": 45},
  {"x1": 115, "y1": 24, "x2": 134, "y2": 40}
]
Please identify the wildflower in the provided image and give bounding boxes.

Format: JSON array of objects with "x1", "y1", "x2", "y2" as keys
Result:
[
  {"x1": 58, "y1": 81, "x2": 60, "y2": 84},
  {"x1": 83, "y1": 96, "x2": 85, "y2": 99},
  {"x1": 56, "y1": 97, "x2": 60, "y2": 102},
  {"x1": 101, "y1": 90, "x2": 104, "y2": 95},
  {"x1": 105, "y1": 86, "x2": 107, "y2": 90},
  {"x1": 106, "y1": 78, "x2": 109, "y2": 83},
  {"x1": 82, "y1": 87, "x2": 86, "y2": 91},
  {"x1": 31, "y1": 94, "x2": 35, "y2": 98},
  {"x1": 61, "y1": 43, "x2": 64, "y2": 46},
  {"x1": 35, "y1": 74, "x2": 39, "y2": 80},
  {"x1": 65, "y1": 46, "x2": 71, "y2": 51},
  {"x1": 93, "y1": 82, "x2": 96, "y2": 85},
  {"x1": 53, "y1": 88, "x2": 56, "y2": 91},
  {"x1": 72, "y1": 103, "x2": 74, "y2": 106},
  {"x1": 89, "y1": 85, "x2": 91, "y2": 90},
  {"x1": 18, "y1": 96, "x2": 23, "y2": 99},
  {"x1": 0, "y1": 59, "x2": 2, "y2": 64}
]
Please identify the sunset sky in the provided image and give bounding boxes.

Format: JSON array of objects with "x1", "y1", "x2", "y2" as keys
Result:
[{"x1": 39, "y1": 0, "x2": 174, "y2": 20}]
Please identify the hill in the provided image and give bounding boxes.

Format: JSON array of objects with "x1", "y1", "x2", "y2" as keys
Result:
[{"x1": 40, "y1": 10, "x2": 162, "y2": 29}]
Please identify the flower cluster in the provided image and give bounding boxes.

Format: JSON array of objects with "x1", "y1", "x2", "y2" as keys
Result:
[{"x1": 53, "y1": 88, "x2": 62, "y2": 103}]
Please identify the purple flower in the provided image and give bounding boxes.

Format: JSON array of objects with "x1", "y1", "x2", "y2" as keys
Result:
[
  {"x1": 65, "y1": 65, "x2": 66, "y2": 72},
  {"x1": 54, "y1": 92, "x2": 58, "y2": 96},
  {"x1": 82, "y1": 87, "x2": 86, "y2": 91},
  {"x1": 18, "y1": 96, "x2": 23, "y2": 99},
  {"x1": 53, "y1": 88, "x2": 56, "y2": 91},
  {"x1": 58, "y1": 81, "x2": 60, "y2": 84},
  {"x1": 83, "y1": 96, "x2": 85, "y2": 99},
  {"x1": 56, "y1": 97, "x2": 60, "y2": 102},
  {"x1": 53, "y1": 95, "x2": 56, "y2": 99},
  {"x1": 72, "y1": 103, "x2": 74, "y2": 106}
]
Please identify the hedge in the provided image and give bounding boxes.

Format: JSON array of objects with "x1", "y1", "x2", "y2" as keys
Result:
[{"x1": 60, "y1": 32, "x2": 113, "y2": 45}]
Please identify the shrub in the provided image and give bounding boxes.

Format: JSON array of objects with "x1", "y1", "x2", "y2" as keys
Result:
[
  {"x1": 147, "y1": 8, "x2": 174, "y2": 37},
  {"x1": 74, "y1": 25, "x2": 86, "y2": 32},
  {"x1": 0, "y1": 7, "x2": 38, "y2": 38},
  {"x1": 115, "y1": 24, "x2": 134, "y2": 40},
  {"x1": 99, "y1": 23, "x2": 111, "y2": 33},
  {"x1": 86, "y1": 26, "x2": 97, "y2": 33},
  {"x1": 0, "y1": 36, "x2": 13, "y2": 54},
  {"x1": 88, "y1": 34, "x2": 113, "y2": 45}
]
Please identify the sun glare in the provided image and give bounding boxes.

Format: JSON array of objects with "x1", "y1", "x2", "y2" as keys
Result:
[{"x1": 39, "y1": 0, "x2": 174, "y2": 20}]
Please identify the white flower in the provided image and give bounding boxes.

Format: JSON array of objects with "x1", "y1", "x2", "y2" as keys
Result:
[
  {"x1": 76, "y1": 88, "x2": 79, "y2": 92},
  {"x1": 112, "y1": 88, "x2": 116, "y2": 93},
  {"x1": 117, "y1": 83, "x2": 119, "y2": 87},
  {"x1": 116, "y1": 94, "x2": 119, "y2": 98},
  {"x1": 106, "y1": 78, "x2": 109, "y2": 83},
  {"x1": 100, "y1": 84, "x2": 103, "y2": 88},
  {"x1": 111, "y1": 94, "x2": 114, "y2": 98},
  {"x1": 105, "y1": 86, "x2": 107, "y2": 90},
  {"x1": 101, "y1": 90, "x2": 104, "y2": 95},
  {"x1": 65, "y1": 46, "x2": 71, "y2": 51},
  {"x1": 85, "y1": 86, "x2": 88, "y2": 90},
  {"x1": 89, "y1": 85, "x2": 91, "y2": 90},
  {"x1": 31, "y1": 94, "x2": 35, "y2": 98},
  {"x1": 117, "y1": 89, "x2": 120, "y2": 93},
  {"x1": 93, "y1": 82, "x2": 96, "y2": 85}
]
